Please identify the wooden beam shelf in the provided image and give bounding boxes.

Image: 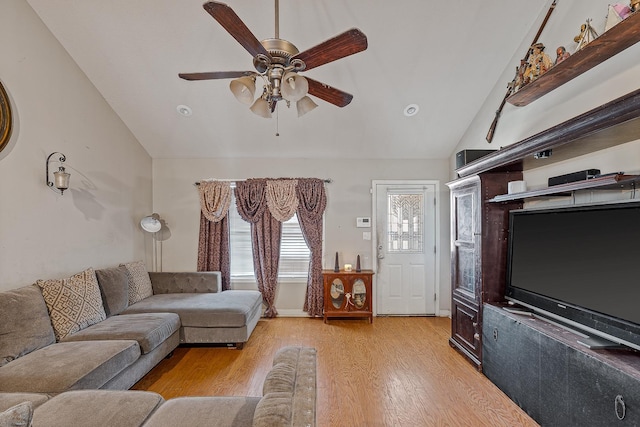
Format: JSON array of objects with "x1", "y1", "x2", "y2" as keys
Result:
[
  {"x1": 507, "y1": 12, "x2": 640, "y2": 107},
  {"x1": 456, "y1": 87, "x2": 640, "y2": 178},
  {"x1": 488, "y1": 173, "x2": 640, "y2": 203}
]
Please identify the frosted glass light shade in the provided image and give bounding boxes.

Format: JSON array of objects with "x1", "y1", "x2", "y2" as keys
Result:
[
  {"x1": 53, "y1": 167, "x2": 70, "y2": 193},
  {"x1": 296, "y1": 96, "x2": 318, "y2": 117},
  {"x1": 230, "y1": 77, "x2": 256, "y2": 105},
  {"x1": 250, "y1": 98, "x2": 272, "y2": 118},
  {"x1": 281, "y1": 73, "x2": 308, "y2": 102}
]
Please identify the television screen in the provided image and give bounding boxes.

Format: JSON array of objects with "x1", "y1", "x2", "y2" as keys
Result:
[{"x1": 506, "y1": 201, "x2": 640, "y2": 350}]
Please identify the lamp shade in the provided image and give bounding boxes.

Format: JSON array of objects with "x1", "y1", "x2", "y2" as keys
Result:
[
  {"x1": 53, "y1": 167, "x2": 70, "y2": 193},
  {"x1": 250, "y1": 98, "x2": 272, "y2": 118},
  {"x1": 281, "y1": 73, "x2": 308, "y2": 102},
  {"x1": 296, "y1": 96, "x2": 318, "y2": 117},
  {"x1": 140, "y1": 214, "x2": 162, "y2": 233},
  {"x1": 230, "y1": 77, "x2": 256, "y2": 105}
]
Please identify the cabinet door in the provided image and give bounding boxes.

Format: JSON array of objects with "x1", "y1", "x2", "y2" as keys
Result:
[
  {"x1": 327, "y1": 277, "x2": 346, "y2": 311},
  {"x1": 350, "y1": 277, "x2": 369, "y2": 312},
  {"x1": 451, "y1": 298, "x2": 480, "y2": 365},
  {"x1": 451, "y1": 179, "x2": 481, "y2": 305},
  {"x1": 568, "y1": 351, "x2": 640, "y2": 426}
]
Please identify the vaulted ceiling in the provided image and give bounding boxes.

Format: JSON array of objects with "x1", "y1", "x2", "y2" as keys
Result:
[{"x1": 26, "y1": 0, "x2": 546, "y2": 160}]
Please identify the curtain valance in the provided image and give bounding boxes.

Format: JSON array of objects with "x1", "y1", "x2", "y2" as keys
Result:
[
  {"x1": 198, "y1": 178, "x2": 326, "y2": 222},
  {"x1": 198, "y1": 180, "x2": 231, "y2": 223}
]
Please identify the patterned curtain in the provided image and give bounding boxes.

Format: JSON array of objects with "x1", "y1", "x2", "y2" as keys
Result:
[
  {"x1": 197, "y1": 181, "x2": 231, "y2": 290},
  {"x1": 235, "y1": 179, "x2": 281, "y2": 317},
  {"x1": 266, "y1": 179, "x2": 298, "y2": 221},
  {"x1": 296, "y1": 178, "x2": 327, "y2": 316}
]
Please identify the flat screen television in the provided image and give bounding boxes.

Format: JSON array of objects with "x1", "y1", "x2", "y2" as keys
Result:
[{"x1": 505, "y1": 201, "x2": 640, "y2": 351}]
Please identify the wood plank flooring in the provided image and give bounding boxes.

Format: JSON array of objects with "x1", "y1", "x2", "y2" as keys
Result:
[{"x1": 133, "y1": 317, "x2": 538, "y2": 426}]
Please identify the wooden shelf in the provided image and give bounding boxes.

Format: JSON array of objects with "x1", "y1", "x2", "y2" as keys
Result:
[
  {"x1": 488, "y1": 174, "x2": 640, "y2": 203},
  {"x1": 507, "y1": 12, "x2": 640, "y2": 107},
  {"x1": 456, "y1": 87, "x2": 640, "y2": 178}
]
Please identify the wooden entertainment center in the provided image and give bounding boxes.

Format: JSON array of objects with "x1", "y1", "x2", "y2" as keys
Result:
[{"x1": 447, "y1": 86, "x2": 640, "y2": 424}]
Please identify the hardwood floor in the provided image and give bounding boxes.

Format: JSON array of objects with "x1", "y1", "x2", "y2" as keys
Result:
[{"x1": 133, "y1": 317, "x2": 538, "y2": 426}]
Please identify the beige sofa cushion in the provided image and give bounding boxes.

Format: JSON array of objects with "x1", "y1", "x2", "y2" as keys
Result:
[
  {"x1": 36, "y1": 268, "x2": 107, "y2": 341},
  {"x1": 121, "y1": 261, "x2": 153, "y2": 305},
  {"x1": 122, "y1": 290, "x2": 262, "y2": 328},
  {"x1": 143, "y1": 396, "x2": 260, "y2": 427},
  {"x1": 0, "y1": 285, "x2": 56, "y2": 367},
  {"x1": 95, "y1": 266, "x2": 129, "y2": 316},
  {"x1": 0, "y1": 392, "x2": 49, "y2": 412},
  {"x1": 61, "y1": 312, "x2": 180, "y2": 354},
  {"x1": 0, "y1": 340, "x2": 140, "y2": 394},
  {"x1": 32, "y1": 390, "x2": 164, "y2": 427}
]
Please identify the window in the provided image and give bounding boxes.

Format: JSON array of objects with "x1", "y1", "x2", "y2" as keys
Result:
[
  {"x1": 229, "y1": 193, "x2": 310, "y2": 283},
  {"x1": 387, "y1": 193, "x2": 424, "y2": 253}
]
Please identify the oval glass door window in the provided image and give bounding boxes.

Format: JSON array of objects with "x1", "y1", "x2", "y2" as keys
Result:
[
  {"x1": 352, "y1": 279, "x2": 366, "y2": 309},
  {"x1": 330, "y1": 279, "x2": 345, "y2": 309}
]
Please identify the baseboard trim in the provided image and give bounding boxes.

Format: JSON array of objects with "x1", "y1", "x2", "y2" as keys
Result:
[{"x1": 274, "y1": 309, "x2": 311, "y2": 318}]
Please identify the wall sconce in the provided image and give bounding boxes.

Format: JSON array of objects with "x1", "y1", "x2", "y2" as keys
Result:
[{"x1": 46, "y1": 152, "x2": 70, "y2": 194}]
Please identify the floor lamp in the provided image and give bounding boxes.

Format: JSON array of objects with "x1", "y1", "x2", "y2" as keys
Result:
[{"x1": 140, "y1": 214, "x2": 171, "y2": 272}]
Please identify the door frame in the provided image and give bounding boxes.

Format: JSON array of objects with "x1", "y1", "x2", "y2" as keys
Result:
[{"x1": 371, "y1": 180, "x2": 442, "y2": 317}]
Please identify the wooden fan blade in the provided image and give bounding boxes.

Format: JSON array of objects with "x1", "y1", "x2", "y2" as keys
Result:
[
  {"x1": 203, "y1": 2, "x2": 272, "y2": 61},
  {"x1": 179, "y1": 71, "x2": 255, "y2": 81},
  {"x1": 292, "y1": 28, "x2": 367, "y2": 72},
  {"x1": 306, "y1": 77, "x2": 353, "y2": 107}
]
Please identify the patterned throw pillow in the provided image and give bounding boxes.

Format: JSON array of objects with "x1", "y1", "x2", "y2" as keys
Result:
[
  {"x1": 36, "y1": 268, "x2": 107, "y2": 342},
  {"x1": 121, "y1": 260, "x2": 153, "y2": 305},
  {"x1": 0, "y1": 401, "x2": 33, "y2": 427}
]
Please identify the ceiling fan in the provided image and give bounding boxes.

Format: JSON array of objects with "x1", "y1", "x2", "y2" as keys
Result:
[{"x1": 179, "y1": 1, "x2": 368, "y2": 118}]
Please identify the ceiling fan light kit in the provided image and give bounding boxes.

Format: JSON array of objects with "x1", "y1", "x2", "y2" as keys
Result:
[
  {"x1": 297, "y1": 96, "x2": 318, "y2": 117},
  {"x1": 229, "y1": 76, "x2": 256, "y2": 105},
  {"x1": 179, "y1": 1, "x2": 368, "y2": 119}
]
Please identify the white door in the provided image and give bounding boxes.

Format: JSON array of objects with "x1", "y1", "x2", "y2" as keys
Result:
[{"x1": 374, "y1": 182, "x2": 438, "y2": 315}]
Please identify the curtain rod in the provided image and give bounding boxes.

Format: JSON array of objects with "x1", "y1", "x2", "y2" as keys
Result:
[{"x1": 194, "y1": 178, "x2": 332, "y2": 186}]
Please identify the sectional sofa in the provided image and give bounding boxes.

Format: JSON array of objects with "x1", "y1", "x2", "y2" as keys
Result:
[
  {"x1": 0, "y1": 263, "x2": 317, "y2": 426},
  {"x1": 0, "y1": 346, "x2": 318, "y2": 426},
  {"x1": 0, "y1": 262, "x2": 263, "y2": 394}
]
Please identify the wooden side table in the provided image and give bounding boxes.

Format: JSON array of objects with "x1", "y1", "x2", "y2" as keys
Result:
[{"x1": 322, "y1": 270, "x2": 374, "y2": 323}]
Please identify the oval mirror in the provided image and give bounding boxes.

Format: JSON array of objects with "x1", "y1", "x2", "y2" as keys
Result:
[
  {"x1": 352, "y1": 279, "x2": 367, "y2": 309},
  {"x1": 330, "y1": 278, "x2": 345, "y2": 309}
]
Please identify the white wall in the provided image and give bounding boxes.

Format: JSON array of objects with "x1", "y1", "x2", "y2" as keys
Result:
[
  {"x1": 0, "y1": 0, "x2": 152, "y2": 291},
  {"x1": 152, "y1": 158, "x2": 451, "y2": 314},
  {"x1": 452, "y1": 0, "x2": 640, "y2": 179}
]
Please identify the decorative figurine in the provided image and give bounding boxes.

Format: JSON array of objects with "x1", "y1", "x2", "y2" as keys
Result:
[
  {"x1": 522, "y1": 43, "x2": 553, "y2": 85},
  {"x1": 334, "y1": 252, "x2": 340, "y2": 272},
  {"x1": 573, "y1": 19, "x2": 599, "y2": 52},
  {"x1": 605, "y1": 4, "x2": 632, "y2": 31},
  {"x1": 555, "y1": 46, "x2": 571, "y2": 65}
]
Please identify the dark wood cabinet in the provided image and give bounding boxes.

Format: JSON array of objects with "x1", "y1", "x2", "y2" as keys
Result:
[
  {"x1": 447, "y1": 173, "x2": 522, "y2": 369},
  {"x1": 483, "y1": 304, "x2": 640, "y2": 426},
  {"x1": 323, "y1": 270, "x2": 374, "y2": 323}
]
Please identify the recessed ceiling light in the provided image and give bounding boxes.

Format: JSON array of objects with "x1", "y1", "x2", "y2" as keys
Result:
[
  {"x1": 177, "y1": 104, "x2": 192, "y2": 116},
  {"x1": 404, "y1": 104, "x2": 419, "y2": 117}
]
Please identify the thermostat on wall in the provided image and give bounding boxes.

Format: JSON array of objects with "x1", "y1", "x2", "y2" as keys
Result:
[{"x1": 356, "y1": 217, "x2": 371, "y2": 228}]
